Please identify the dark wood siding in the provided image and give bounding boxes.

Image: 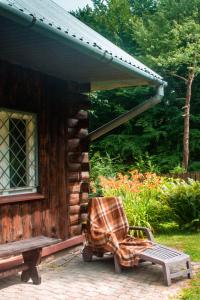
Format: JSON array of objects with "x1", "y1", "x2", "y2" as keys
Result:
[{"x1": 0, "y1": 61, "x2": 89, "y2": 243}]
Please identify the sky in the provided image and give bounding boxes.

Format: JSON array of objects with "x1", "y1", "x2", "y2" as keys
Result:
[{"x1": 53, "y1": 0, "x2": 93, "y2": 11}]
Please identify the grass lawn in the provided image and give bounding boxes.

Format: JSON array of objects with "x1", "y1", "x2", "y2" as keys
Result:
[
  {"x1": 155, "y1": 231, "x2": 200, "y2": 261},
  {"x1": 155, "y1": 231, "x2": 200, "y2": 300}
]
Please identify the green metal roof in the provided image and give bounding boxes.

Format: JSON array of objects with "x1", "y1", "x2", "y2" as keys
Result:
[{"x1": 0, "y1": 0, "x2": 166, "y2": 90}]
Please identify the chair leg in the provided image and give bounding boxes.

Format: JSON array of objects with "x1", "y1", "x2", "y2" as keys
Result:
[
  {"x1": 162, "y1": 264, "x2": 171, "y2": 286},
  {"x1": 114, "y1": 255, "x2": 121, "y2": 274},
  {"x1": 186, "y1": 259, "x2": 192, "y2": 279},
  {"x1": 82, "y1": 246, "x2": 93, "y2": 262}
]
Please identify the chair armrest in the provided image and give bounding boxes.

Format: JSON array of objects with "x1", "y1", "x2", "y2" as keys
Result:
[{"x1": 129, "y1": 226, "x2": 155, "y2": 242}]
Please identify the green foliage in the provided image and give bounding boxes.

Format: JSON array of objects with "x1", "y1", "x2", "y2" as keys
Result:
[
  {"x1": 169, "y1": 164, "x2": 186, "y2": 175},
  {"x1": 106, "y1": 188, "x2": 153, "y2": 229},
  {"x1": 75, "y1": 0, "x2": 200, "y2": 173},
  {"x1": 160, "y1": 179, "x2": 200, "y2": 231},
  {"x1": 98, "y1": 170, "x2": 172, "y2": 230},
  {"x1": 133, "y1": 153, "x2": 161, "y2": 173},
  {"x1": 90, "y1": 152, "x2": 125, "y2": 181}
]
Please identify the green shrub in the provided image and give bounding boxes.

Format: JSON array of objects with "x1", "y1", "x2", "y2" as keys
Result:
[
  {"x1": 160, "y1": 179, "x2": 200, "y2": 231},
  {"x1": 98, "y1": 171, "x2": 171, "y2": 231}
]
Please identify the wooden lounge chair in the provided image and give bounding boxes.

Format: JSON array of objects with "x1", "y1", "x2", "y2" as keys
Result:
[{"x1": 82, "y1": 197, "x2": 192, "y2": 286}]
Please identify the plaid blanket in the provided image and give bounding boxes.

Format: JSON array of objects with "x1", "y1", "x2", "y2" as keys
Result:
[{"x1": 86, "y1": 197, "x2": 152, "y2": 267}]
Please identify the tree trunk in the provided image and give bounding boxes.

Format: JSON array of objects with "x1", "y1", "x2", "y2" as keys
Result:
[{"x1": 182, "y1": 69, "x2": 194, "y2": 171}]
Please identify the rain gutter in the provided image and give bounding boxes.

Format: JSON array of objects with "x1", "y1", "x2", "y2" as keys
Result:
[
  {"x1": 88, "y1": 85, "x2": 165, "y2": 141},
  {"x1": 0, "y1": 2, "x2": 166, "y2": 86}
]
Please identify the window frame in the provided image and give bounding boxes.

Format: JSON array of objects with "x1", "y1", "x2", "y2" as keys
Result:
[{"x1": 0, "y1": 108, "x2": 38, "y2": 196}]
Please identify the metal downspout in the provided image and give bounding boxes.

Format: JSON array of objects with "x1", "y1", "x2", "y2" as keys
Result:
[{"x1": 88, "y1": 85, "x2": 165, "y2": 142}]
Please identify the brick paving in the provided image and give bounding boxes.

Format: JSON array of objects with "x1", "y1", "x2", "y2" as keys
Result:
[{"x1": 0, "y1": 247, "x2": 199, "y2": 300}]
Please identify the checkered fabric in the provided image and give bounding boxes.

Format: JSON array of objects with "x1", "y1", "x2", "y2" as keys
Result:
[{"x1": 86, "y1": 197, "x2": 152, "y2": 267}]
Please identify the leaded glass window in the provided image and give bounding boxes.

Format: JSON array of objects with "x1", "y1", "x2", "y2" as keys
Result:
[{"x1": 0, "y1": 109, "x2": 38, "y2": 195}]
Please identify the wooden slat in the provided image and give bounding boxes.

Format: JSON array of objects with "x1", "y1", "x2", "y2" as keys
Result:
[
  {"x1": 12, "y1": 204, "x2": 23, "y2": 241},
  {"x1": 39, "y1": 94, "x2": 51, "y2": 237},
  {"x1": 0, "y1": 236, "x2": 60, "y2": 258},
  {"x1": 48, "y1": 102, "x2": 59, "y2": 238},
  {"x1": 57, "y1": 110, "x2": 68, "y2": 239},
  {"x1": 0, "y1": 235, "x2": 84, "y2": 270},
  {"x1": 31, "y1": 201, "x2": 42, "y2": 237},
  {"x1": 1, "y1": 205, "x2": 12, "y2": 243},
  {"x1": 22, "y1": 203, "x2": 32, "y2": 239},
  {"x1": 0, "y1": 193, "x2": 45, "y2": 205}
]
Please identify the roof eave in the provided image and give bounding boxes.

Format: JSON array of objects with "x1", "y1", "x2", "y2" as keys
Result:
[{"x1": 0, "y1": 2, "x2": 166, "y2": 88}]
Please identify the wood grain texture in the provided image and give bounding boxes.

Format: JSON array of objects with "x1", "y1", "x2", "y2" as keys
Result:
[
  {"x1": 0, "y1": 60, "x2": 90, "y2": 243},
  {"x1": 69, "y1": 225, "x2": 82, "y2": 236}
]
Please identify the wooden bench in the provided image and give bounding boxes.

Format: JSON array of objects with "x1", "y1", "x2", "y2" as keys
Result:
[{"x1": 0, "y1": 236, "x2": 60, "y2": 285}]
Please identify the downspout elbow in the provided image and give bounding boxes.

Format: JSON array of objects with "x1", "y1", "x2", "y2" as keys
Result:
[{"x1": 155, "y1": 83, "x2": 167, "y2": 101}]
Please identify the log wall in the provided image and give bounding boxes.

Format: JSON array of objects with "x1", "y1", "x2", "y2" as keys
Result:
[{"x1": 0, "y1": 60, "x2": 90, "y2": 243}]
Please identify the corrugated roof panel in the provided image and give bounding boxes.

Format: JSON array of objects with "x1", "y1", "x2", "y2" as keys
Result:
[{"x1": 0, "y1": 0, "x2": 166, "y2": 90}]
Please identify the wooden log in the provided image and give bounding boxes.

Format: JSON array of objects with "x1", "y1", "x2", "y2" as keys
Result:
[
  {"x1": 67, "y1": 139, "x2": 80, "y2": 151},
  {"x1": 68, "y1": 171, "x2": 89, "y2": 182},
  {"x1": 75, "y1": 110, "x2": 88, "y2": 120},
  {"x1": 68, "y1": 182, "x2": 89, "y2": 194},
  {"x1": 69, "y1": 214, "x2": 80, "y2": 226},
  {"x1": 68, "y1": 128, "x2": 88, "y2": 139},
  {"x1": 67, "y1": 139, "x2": 89, "y2": 152},
  {"x1": 69, "y1": 205, "x2": 81, "y2": 215},
  {"x1": 69, "y1": 224, "x2": 82, "y2": 236},
  {"x1": 67, "y1": 152, "x2": 89, "y2": 164},
  {"x1": 67, "y1": 118, "x2": 78, "y2": 127},
  {"x1": 67, "y1": 162, "x2": 82, "y2": 171},
  {"x1": 67, "y1": 118, "x2": 88, "y2": 128},
  {"x1": 68, "y1": 194, "x2": 80, "y2": 205}
]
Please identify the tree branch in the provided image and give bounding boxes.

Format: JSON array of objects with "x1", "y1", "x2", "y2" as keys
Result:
[{"x1": 169, "y1": 72, "x2": 188, "y2": 83}]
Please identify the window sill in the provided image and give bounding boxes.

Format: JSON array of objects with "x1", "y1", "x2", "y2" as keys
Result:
[{"x1": 0, "y1": 193, "x2": 45, "y2": 205}]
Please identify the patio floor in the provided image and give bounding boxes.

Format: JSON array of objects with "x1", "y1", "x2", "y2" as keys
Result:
[{"x1": 0, "y1": 246, "x2": 198, "y2": 300}]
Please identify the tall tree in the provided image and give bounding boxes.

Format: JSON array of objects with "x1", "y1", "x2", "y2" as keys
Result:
[
  {"x1": 74, "y1": 0, "x2": 200, "y2": 172},
  {"x1": 134, "y1": 2, "x2": 200, "y2": 170}
]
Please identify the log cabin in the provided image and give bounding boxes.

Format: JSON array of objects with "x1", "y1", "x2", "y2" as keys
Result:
[{"x1": 0, "y1": 0, "x2": 166, "y2": 259}]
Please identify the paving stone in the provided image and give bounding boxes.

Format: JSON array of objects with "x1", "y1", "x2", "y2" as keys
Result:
[{"x1": 0, "y1": 247, "x2": 197, "y2": 300}]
